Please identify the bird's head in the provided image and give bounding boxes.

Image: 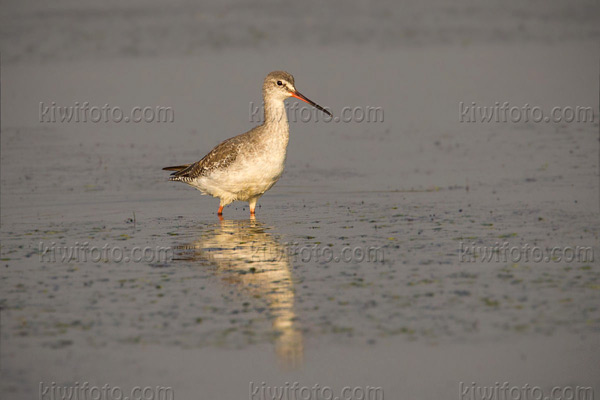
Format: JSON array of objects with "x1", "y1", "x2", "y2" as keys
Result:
[{"x1": 263, "y1": 71, "x2": 332, "y2": 116}]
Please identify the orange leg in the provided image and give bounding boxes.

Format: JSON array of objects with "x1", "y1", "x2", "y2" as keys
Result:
[
  {"x1": 217, "y1": 205, "x2": 224, "y2": 216},
  {"x1": 249, "y1": 198, "x2": 258, "y2": 217}
]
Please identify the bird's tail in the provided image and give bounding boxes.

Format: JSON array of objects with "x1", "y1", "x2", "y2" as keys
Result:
[{"x1": 162, "y1": 165, "x2": 190, "y2": 172}]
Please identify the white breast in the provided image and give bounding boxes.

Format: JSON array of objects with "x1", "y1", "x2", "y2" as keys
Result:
[{"x1": 192, "y1": 130, "x2": 289, "y2": 204}]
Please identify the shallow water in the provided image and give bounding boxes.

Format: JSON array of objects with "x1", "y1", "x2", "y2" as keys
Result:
[{"x1": 1, "y1": 2, "x2": 600, "y2": 398}]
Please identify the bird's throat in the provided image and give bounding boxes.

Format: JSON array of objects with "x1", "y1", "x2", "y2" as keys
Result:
[{"x1": 263, "y1": 98, "x2": 289, "y2": 129}]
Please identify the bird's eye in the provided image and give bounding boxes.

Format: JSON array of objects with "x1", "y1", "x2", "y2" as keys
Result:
[{"x1": 276, "y1": 81, "x2": 283, "y2": 86}]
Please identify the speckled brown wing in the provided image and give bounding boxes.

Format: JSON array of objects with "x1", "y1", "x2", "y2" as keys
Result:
[{"x1": 168, "y1": 134, "x2": 246, "y2": 183}]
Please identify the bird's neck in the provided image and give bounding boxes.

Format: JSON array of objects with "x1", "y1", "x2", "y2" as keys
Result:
[{"x1": 263, "y1": 98, "x2": 289, "y2": 131}]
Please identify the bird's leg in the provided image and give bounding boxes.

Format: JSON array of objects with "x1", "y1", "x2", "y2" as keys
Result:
[
  {"x1": 248, "y1": 197, "x2": 258, "y2": 216},
  {"x1": 217, "y1": 205, "x2": 224, "y2": 216}
]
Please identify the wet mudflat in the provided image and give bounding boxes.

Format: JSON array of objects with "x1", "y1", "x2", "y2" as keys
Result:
[{"x1": 1, "y1": 1, "x2": 600, "y2": 398}]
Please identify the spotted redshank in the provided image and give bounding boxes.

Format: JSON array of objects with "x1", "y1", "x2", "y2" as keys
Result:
[{"x1": 163, "y1": 71, "x2": 331, "y2": 217}]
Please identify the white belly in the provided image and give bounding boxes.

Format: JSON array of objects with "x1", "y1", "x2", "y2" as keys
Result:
[{"x1": 191, "y1": 146, "x2": 287, "y2": 204}]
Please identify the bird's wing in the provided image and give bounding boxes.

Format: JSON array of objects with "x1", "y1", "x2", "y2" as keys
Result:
[{"x1": 168, "y1": 134, "x2": 246, "y2": 182}]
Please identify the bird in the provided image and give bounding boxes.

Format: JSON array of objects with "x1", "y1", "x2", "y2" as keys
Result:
[{"x1": 163, "y1": 71, "x2": 331, "y2": 217}]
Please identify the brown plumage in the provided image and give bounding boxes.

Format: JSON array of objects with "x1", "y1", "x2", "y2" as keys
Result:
[
  {"x1": 162, "y1": 165, "x2": 190, "y2": 172},
  {"x1": 164, "y1": 134, "x2": 248, "y2": 183},
  {"x1": 163, "y1": 71, "x2": 331, "y2": 217}
]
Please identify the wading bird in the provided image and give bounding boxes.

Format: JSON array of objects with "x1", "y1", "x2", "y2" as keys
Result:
[{"x1": 163, "y1": 71, "x2": 331, "y2": 217}]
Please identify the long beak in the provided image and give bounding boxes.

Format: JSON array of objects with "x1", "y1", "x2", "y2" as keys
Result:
[{"x1": 290, "y1": 91, "x2": 332, "y2": 117}]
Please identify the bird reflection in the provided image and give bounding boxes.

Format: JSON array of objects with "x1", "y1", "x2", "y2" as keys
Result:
[{"x1": 175, "y1": 217, "x2": 303, "y2": 369}]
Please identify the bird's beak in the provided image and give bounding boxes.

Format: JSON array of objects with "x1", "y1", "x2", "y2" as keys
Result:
[{"x1": 290, "y1": 91, "x2": 332, "y2": 117}]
